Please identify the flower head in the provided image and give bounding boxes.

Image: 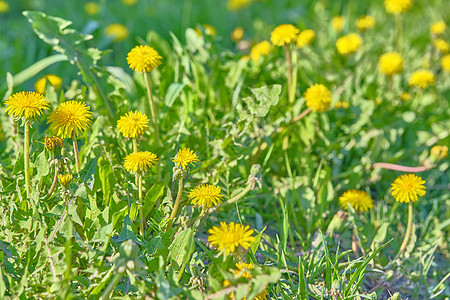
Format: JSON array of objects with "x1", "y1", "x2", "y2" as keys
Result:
[
  {"x1": 442, "y1": 54, "x2": 450, "y2": 72},
  {"x1": 105, "y1": 23, "x2": 129, "y2": 42},
  {"x1": 122, "y1": 0, "x2": 137, "y2": 5},
  {"x1": 47, "y1": 101, "x2": 93, "y2": 138},
  {"x1": 58, "y1": 174, "x2": 73, "y2": 188},
  {"x1": 35, "y1": 74, "x2": 62, "y2": 94},
  {"x1": 408, "y1": 70, "x2": 435, "y2": 89},
  {"x1": 45, "y1": 136, "x2": 63, "y2": 159},
  {"x1": 207, "y1": 222, "x2": 255, "y2": 255},
  {"x1": 378, "y1": 52, "x2": 403, "y2": 76},
  {"x1": 336, "y1": 33, "x2": 362, "y2": 55},
  {"x1": 127, "y1": 45, "x2": 162, "y2": 73},
  {"x1": 0, "y1": 1, "x2": 9, "y2": 13},
  {"x1": 431, "y1": 21, "x2": 446, "y2": 35},
  {"x1": 172, "y1": 148, "x2": 199, "y2": 169},
  {"x1": 384, "y1": 0, "x2": 413, "y2": 14},
  {"x1": 84, "y1": 2, "x2": 100, "y2": 15},
  {"x1": 117, "y1": 111, "x2": 149, "y2": 138},
  {"x1": 339, "y1": 190, "x2": 374, "y2": 212},
  {"x1": 400, "y1": 92, "x2": 411, "y2": 101},
  {"x1": 430, "y1": 145, "x2": 448, "y2": 161},
  {"x1": 331, "y1": 16, "x2": 345, "y2": 32},
  {"x1": 189, "y1": 184, "x2": 223, "y2": 208},
  {"x1": 335, "y1": 100, "x2": 350, "y2": 109},
  {"x1": 124, "y1": 151, "x2": 158, "y2": 173},
  {"x1": 250, "y1": 40, "x2": 272, "y2": 62},
  {"x1": 234, "y1": 262, "x2": 254, "y2": 279},
  {"x1": 356, "y1": 15, "x2": 375, "y2": 32},
  {"x1": 5, "y1": 91, "x2": 50, "y2": 120},
  {"x1": 231, "y1": 27, "x2": 244, "y2": 42},
  {"x1": 433, "y1": 39, "x2": 449, "y2": 53},
  {"x1": 270, "y1": 24, "x2": 299, "y2": 47},
  {"x1": 227, "y1": 0, "x2": 253, "y2": 11},
  {"x1": 297, "y1": 29, "x2": 315, "y2": 48},
  {"x1": 391, "y1": 174, "x2": 426, "y2": 203},
  {"x1": 304, "y1": 84, "x2": 332, "y2": 112}
]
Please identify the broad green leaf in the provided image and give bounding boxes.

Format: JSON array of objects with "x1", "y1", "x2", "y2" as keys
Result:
[
  {"x1": 164, "y1": 83, "x2": 186, "y2": 107},
  {"x1": 117, "y1": 215, "x2": 138, "y2": 243},
  {"x1": 168, "y1": 228, "x2": 195, "y2": 267},
  {"x1": 243, "y1": 84, "x2": 281, "y2": 117}
]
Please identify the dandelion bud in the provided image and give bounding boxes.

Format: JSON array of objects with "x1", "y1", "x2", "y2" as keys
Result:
[
  {"x1": 45, "y1": 136, "x2": 63, "y2": 159},
  {"x1": 430, "y1": 145, "x2": 448, "y2": 162},
  {"x1": 58, "y1": 174, "x2": 72, "y2": 188}
]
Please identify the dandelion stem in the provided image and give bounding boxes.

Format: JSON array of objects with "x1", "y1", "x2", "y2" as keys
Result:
[
  {"x1": 397, "y1": 202, "x2": 413, "y2": 257},
  {"x1": 395, "y1": 14, "x2": 403, "y2": 52},
  {"x1": 100, "y1": 272, "x2": 123, "y2": 300},
  {"x1": 284, "y1": 45, "x2": 292, "y2": 103},
  {"x1": 166, "y1": 177, "x2": 184, "y2": 232},
  {"x1": 138, "y1": 174, "x2": 144, "y2": 237},
  {"x1": 47, "y1": 165, "x2": 59, "y2": 198},
  {"x1": 372, "y1": 162, "x2": 428, "y2": 172},
  {"x1": 289, "y1": 48, "x2": 298, "y2": 104},
  {"x1": 143, "y1": 72, "x2": 161, "y2": 167},
  {"x1": 133, "y1": 138, "x2": 138, "y2": 153},
  {"x1": 24, "y1": 120, "x2": 31, "y2": 198},
  {"x1": 72, "y1": 133, "x2": 81, "y2": 173}
]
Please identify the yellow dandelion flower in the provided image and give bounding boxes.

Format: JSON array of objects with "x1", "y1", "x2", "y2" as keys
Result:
[
  {"x1": 127, "y1": 45, "x2": 162, "y2": 73},
  {"x1": 5, "y1": 91, "x2": 50, "y2": 120},
  {"x1": 188, "y1": 184, "x2": 223, "y2": 208},
  {"x1": 231, "y1": 27, "x2": 244, "y2": 42},
  {"x1": 336, "y1": 33, "x2": 363, "y2": 55},
  {"x1": 356, "y1": 15, "x2": 375, "y2": 32},
  {"x1": 304, "y1": 84, "x2": 332, "y2": 113},
  {"x1": 47, "y1": 100, "x2": 93, "y2": 138},
  {"x1": 335, "y1": 100, "x2": 350, "y2": 109},
  {"x1": 400, "y1": 92, "x2": 411, "y2": 101},
  {"x1": 408, "y1": 70, "x2": 435, "y2": 89},
  {"x1": 339, "y1": 190, "x2": 374, "y2": 212},
  {"x1": 84, "y1": 2, "x2": 100, "y2": 15},
  {"x1": 391, "y1": 174, "x2": 426, "y2": 203},
  {"x1": 203, "y1": 24, "x2": 217, "y2": 36},
  {"x1": 378, "y1": 52, "x2": 403, "y2": 76},
  {"x1": 441, "y1": 54, "x2": 450, "y2": 72},
  {"x1": 270, "y1": 24, "x2": 299, "y2": 47},
  {"x1": 122, "y1": 0, "x2": 137, "y2": 5},
  {"x1": 105, "y1": 23, "x2": 129, "y2": 42},
  {"x1": 430, "y1": 21, "x2": 446, "y2": 35},
  {"x1": 433, "y1": 39, "x2": 449, "y2": 53},
  {"x1": 58, "y1": 174, "x2": 73, "y2": 188},
  {"x1": 234, "y1": 262, "x2": 254, "y2": 279},
  {"x1": 384, "y1": 0, "x2": 413, "y2": 14},
  {"x1": 297, "y1": 29, "x2": 315, "y2": 48},
  {"x1": 240, "y1": 55, "x2": 250, "y2": 62},
  {"x1": 35, "y1": 74, "x2": 62, "y2": 94},
  {"x1": 331, "y1": 16, "x2": 345, "y2": 32},
  {"x1": 227, "y1": 0, "x2": 253, "y2": 11},
  {"x1": 207, "y1": 222, "x2": 255, "y2": 255},
  {"x1": 375, "y1": 97, "x2": 382, "y2": 106},
  {"x1": 124, "y1": 151, "x2": 158, "y2": 173},
  {"x1": 250, "y1": 40, "x2": 272, "y2": 62},
  {"x1": 0, "y1": 1, "x2": 9, "y2": 13},
  {"x1": 117, "y1": 111, "x2": 149, "y2": 138},
  {"x1": 430, "y1": 145, "x2": 448, "y2": 161},
  {"x1": 172, "y1": 148, "x2": 199, "y2": 169}
]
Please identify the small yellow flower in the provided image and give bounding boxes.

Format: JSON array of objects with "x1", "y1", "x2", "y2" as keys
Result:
[
  {"x1": 433, "y1": 39, "x2": 449, "y2": 53},
  {"x1": 430, "y1": 21, "x2": 446, "y2": 35},
  {"x1": 231, "y1": 27, "x2": 244, "y2": 42},
  {"x1": 378, "y1": 52, "x2": 403, "y2": 76},
  {"x1": 105, "y1": 23, "x2": 129, "y2": 42},
  {"x1": 58, "y1": 174, "x2": 73, "y2": 188},
  {"x1": 304, "y1": 84, "x2": 332, "y2": 113},
  {"x1": 335, "y1": 100, "x2": 350, "y2": 109},
  {"x1": 203, "y1": 24, "x2": 217, "y2": 36},
  {"x1": 233, "y1": 262, "x2": 254, "y2": 279},
  {"x1": 172, "y1": 148, "x2": 199, "y2": 169},
  {"x1": 430, "y1": 145, "x2": 448, "y2": 161},
  {"x1": 45, "y1": 136, "x2": 63, "y2": 159},
  {"x1": 124, "y1": 151, "x2": 158, "y2": 173},
  {"x1": 47, "y1": 100, "x2": 93, "y2": 138},
  {"x1": 5, "y1": 91, "x2": 50, "y2": 120},
  {"x1": 0, "y1": 1, "x2": 9, "y2": 13},
  {"x1": 122, "y1": 0, "x2": 137, "y2": 5},
  {"x1": 207, "y1": 222, "x2": 255, "y2": 255},
  {"x1": 336, "y1": 33, "x2": 362, "y2": 55},
  {"x1": 391, "y1": 174, "x2": 426, "y2": 203},
  {"x1": 270, "y1": 24, "x2": 299, "y2": 47},
  {"x1": 441, "y1": 54, "x2": 450, "y2": 72},
  {"x1": 250, "y1": 40, "x2": 272, "y2": 62},
  {"x1": 127, "y1": 45, "x2": 162, "y2": 73},
  {"x1": 375, "y1": 97, "x2": 382, "y2": 106},
  {"x1": 384, "y1": 0, "x2": 413, "y2": 14},
  {"x1": 188, "y1": 184, "x2": 223, "y2": 208},
  {"x1": 408, "y1": 70, "x2": 435, "y2": 89},
  {"x1": 296, "y1": 29, "x2": 315, "y2": 48},
  {"x1": 227, "y1": 0, "x2": 252, "y2": 11},
  {"x1": 356, "y1": 15, "x2": 375, "y2": 32},
  {"x1": 117, "y1": 111, "x2": 149, "y2": 139},
  {"x1": 35, "y1": 74, "x2": 63, "y2": 94},
  {"x1": 400, "y1": 92, "x2": 411, "y2": 101},
  {"x1": 331, "y1": 16, "x2": 345, "y2": 32},
  {"x1": 240, "y1": 55, "x2": 250, "y2": 62},
  {"x1": 339, "y1": 190, "x2": 374, "y2": 212},
  {"x1": 84, "y1": 2, "x2": 100, "y2": 15}
]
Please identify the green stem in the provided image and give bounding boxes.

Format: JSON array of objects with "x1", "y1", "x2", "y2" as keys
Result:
[
  {"x1": 143, "y1": 72, "x2": 161, "y2": 179},
  {"x1": 72, "y1": 133, "x2": 81, "y2": 173},
  {"x1": 397, "y1": 202, "x2": 413, "y2": 257},
  {"x1": 284, "y1": 45, "x2": 292, "y2": 103},
  {"x1": 138, "y1": 174, "x2": 144, "y2": 237},
  {"x1": 100, "y1": 272, "x2": 122, "y2": 300},
  {"x1": 132, "y1": 138, "x2": 138, "y2": 153},
  {"x1": 24, "y1": 120, "x2": 31, "y2": 198},
  {"x1": 289, "y1": 48, "x2": 298, "y2": 104},
  {"x1": 165, "y1": 177, "x2": 184, "y2": 232},
  {"x1": 395, "y1": 14, "x2": 403, "y2": 53}
]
